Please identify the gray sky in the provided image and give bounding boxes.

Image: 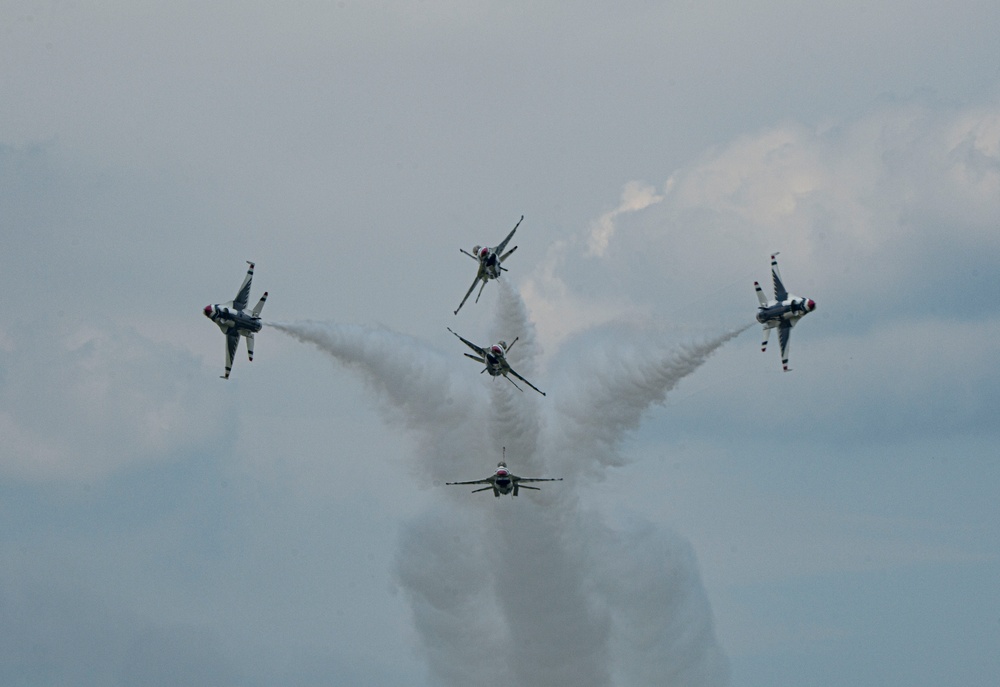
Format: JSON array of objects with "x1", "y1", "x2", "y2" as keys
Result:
[{"x1": 2, "y1": 2, "x2": 999, "y2": 685}]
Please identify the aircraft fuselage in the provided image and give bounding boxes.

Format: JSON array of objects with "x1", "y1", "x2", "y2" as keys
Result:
[
  {"x1": 756, "y1": 297, "x2": 814, "y2": 327},
  {"x1": 484, "y1": 350, "x2": 505, "y2": 374},
  {"x1": 480, "y1": 253, "x2": 502, "y2": 280},
  {"x1": 493, "y1": 476, "x2": 513, "y2": 494},
  {"x1": 205, "y1": 305, "x2": 262, "y2": 334}
]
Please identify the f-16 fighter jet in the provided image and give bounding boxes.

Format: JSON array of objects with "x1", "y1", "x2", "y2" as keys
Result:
[
  {"x1": 447, "y1": 327, "x2": 546, "y2": 396},
  {"x1": 203, "y1": 261, "x2": 268, "y2": 379},
  {"x1": 454, "y1": 215, "x2": 523, "y2": 315},
  {"x1": 446, "y1": 448, "x2": 562, "y2": 498},
  {"x1": 754, "y1": 253, "x2": 816, "y2": 371}
]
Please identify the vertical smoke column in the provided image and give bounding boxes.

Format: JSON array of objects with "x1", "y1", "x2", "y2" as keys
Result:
[{"x1": 486, "y1": 281, "x2": 614, "y2": 686}]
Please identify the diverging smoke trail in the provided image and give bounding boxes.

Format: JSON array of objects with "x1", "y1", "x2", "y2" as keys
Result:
[
  {"x1": 270, "y1": 306, "x2": 743, "y2": 686},
  {"x1": 551, "y1": 323, "x2": 751, "y2": 475},
  {"x1": 268, "y1": 320, "x2": 482, "y2": 478},
  {"x1": 267, "y1": 321, "x2": 457, "y2": 427}
]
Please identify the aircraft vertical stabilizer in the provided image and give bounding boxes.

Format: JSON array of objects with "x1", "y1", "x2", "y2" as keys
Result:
[
  {"x1": 204, "y1": 262, "x2": 268, "y2": 379},
  {"x1": 754, "y1": 281, "x2": 768, "y2": 306},
  {"x1": 252, "y1": 292, "x2": 269, "y2": 317},
  {"x1": 753, "y1": 254, "x2": 814, "y2": 371}
]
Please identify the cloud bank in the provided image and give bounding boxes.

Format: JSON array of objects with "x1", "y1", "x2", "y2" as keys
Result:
[{"x1": 0, "y1": 318, "x2": 232, "y2": 481}]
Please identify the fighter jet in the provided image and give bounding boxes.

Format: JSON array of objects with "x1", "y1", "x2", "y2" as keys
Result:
[
  {"x1": 754, "y1": 253, "x2": 816, "y2": 371},
  {"x1": 446, "y1": 448, "x2": 562, "y2": 497},
  {"x1": 203, "y1": 261, "x2": 268, "y2": 379},
  {"x1": 454, "y1": 215, "x2": 523, "y2": 315},
  {"x1": 447, "y1": 326, "x2": 546, "y2": 396}
]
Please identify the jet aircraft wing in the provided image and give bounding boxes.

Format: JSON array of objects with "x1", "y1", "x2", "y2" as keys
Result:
[
  {"x1": 454, "y1": 275, "x2": 484, "y2": 315},
  {"x1": 493, "y1": 215, "x2": 523, "y2": 256},
  {"x1": 233, "y1": 261, "x2": 255, "y2": 311},
  {"x1": 507, "y1": 366, "x2": 547, "y2": 396},
  {"x1": 770, "y1": 254, "x2": 788, "y2": 302},
  {"x1": 517, "y1": 477, "x2": 563, "y2": 483},
  {"x1": 447, "y1": 327, "x2": 486, "y2": 357},
  {"x1": 224, "y1": 328, "x2": 240, "y2": 379},
  {"x1": 446, "y1": 477, "x2": 493, "y2": 486},
  {"x1": 778, "y1": 320, "x2": 792, "y2": 371}
]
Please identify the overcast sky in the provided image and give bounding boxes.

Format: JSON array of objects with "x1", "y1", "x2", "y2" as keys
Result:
[{"x1": 2, "y1": 2, "x2": 999, "y2": 685}]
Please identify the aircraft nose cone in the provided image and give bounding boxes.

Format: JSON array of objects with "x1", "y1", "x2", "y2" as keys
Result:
[
  {"x1": 203, "y1": 305, "x2": 213, "y2": 317},
  {"x1": 807, "y1": 299, "x2": 816, "y2": 311}
]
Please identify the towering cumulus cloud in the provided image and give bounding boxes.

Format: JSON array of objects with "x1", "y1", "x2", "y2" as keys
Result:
[{"x1": 271, "y1": 283, "x2": 740, "y2": 686}]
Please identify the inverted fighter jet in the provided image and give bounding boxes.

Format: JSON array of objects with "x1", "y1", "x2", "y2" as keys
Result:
[
  {"x1": 447, "y1": 327, "x2": 546, "y2": 396},
  {"x1": 203, "y1": 261, "x2": 268, "y2": 379},
  {"x1": 754, "y1": 253, "x2": 816, "y2": 371},
  {"x1": 446, "y1": 448, "x2": 562, "y2": 497},
  {"x1": 453, "y1": 215, "x2": 523, "y2": 315}
]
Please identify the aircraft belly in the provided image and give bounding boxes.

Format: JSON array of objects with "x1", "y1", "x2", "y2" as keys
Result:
[
  {"x1": 758, "y1": 305, "x2": 785, "y2": 323},
  {"x1": 231, "y1": 313, "x2": 262, "y2": 332}
]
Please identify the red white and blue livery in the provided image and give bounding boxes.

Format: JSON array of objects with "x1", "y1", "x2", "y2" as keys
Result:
[
  {"x1": 203, "y1": 261, "x2": 268, "y2": 379},
  {"x1": 454, "y1": 215, "x2": 522, "y2": 315},
  {"x1": 446, "y1": 448, "x2": 562, "y2": 498},
  {"x1": 754, "y1": 253, "x2": 816, "y2": 372},
  {"x1": 447, "y1": 326, "x2": 546, "y2": 396}
]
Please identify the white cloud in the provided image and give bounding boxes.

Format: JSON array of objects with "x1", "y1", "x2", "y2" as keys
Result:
[
  {"x1": 522, "y1": 100, "x2": 1000, "y2": 346},
  {"x1": 586, "y1": 181, "x2": 665, "y2": 257},
  {"x1": 0, "y1": 319, "x2": 232, "y2": 482}
]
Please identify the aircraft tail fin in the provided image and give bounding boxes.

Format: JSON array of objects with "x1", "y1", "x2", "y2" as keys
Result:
[
  {"x1": 771, "y1": 254, "x2": 788, "y2": 301},
  {"x1": 504, "y1": 374, "x2": 524, "y2": 392},
  {"x1": 245, "y1": 332, "x2": 255, "y2": 361},
  {"x1": 754, "y1": 281, "x2": 767, "y2": 307},
  {"x1": 251, "y1": 292, "x2": 268, "y2": 317},
  {"x1": 760, "y1": 325, "x2": 771, "y2": 353},
  {"x1": 499, "y1": 245, "x2": 518, "y2": 263},
  {"x1": 473, "y1": 280, "x2": 488, "y2": 304}
]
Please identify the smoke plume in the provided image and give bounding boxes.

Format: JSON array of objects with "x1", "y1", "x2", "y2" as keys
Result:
[{"x1": 270, "y1": 286, "x2": 742, "y2": 686}]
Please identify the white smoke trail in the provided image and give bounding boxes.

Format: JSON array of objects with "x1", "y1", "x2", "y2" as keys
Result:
[
  {"x1": 267, "y1": 321, "x2": 483, "y2": 479},
  {"x1": 267, "y1": 321, "x2": 461, "y2": 431},
  {"x1": 270, "y1": 295, "x2": 743, "y2": 686},
  {"x1": 585, "y1": 512, "x2": 731, "y2": 686},
  {"x1": 486, "y1": 280, "x2": 545, "y2": 471},
  {"x1": 395, "y1": 503, "x2": 509, "y2": 686},
  {"x1": 550, "y1": 323, "x2": 751, "y2": 475}
]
